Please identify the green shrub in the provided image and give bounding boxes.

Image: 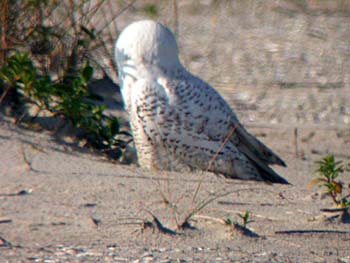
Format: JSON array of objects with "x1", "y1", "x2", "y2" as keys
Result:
[
  {"x1": 308, "y1": 155, "x2": 350, "y2": 208},
  {"x1": 0, "y1": 51, "x2": 129, "y2": 158}
]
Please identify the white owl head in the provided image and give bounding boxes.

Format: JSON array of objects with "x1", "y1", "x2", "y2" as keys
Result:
[{"x1": 115, "y1": 20, "x2": 181, "y2": 72}]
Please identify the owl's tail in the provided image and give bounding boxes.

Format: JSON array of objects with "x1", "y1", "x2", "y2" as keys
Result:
[
  {"x1": 234, "y1": 125, "x2": 289, "y2": 184},
  {"x1": 255, "y1": 164, "x2": 289, "y2": 184}
]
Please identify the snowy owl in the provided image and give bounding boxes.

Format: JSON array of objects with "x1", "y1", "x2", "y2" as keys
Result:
[{"x1": 115, "y1": 20, "x2": 288, "y2": 184}]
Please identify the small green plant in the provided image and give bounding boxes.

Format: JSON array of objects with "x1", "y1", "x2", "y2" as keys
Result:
[
  {"x1": 225, "y1": 210, "x2": 254, "y2": 229},
  {"x1": 308, "y1": 155, "x2": 350, "y2": 208},
  {"x1": 237, "y1": 210, "x2": 254, "y2": 228},
  {"x1": 142, "y1": 3, "x2": 158, "y2": 17},
  {"x1": 0, "y1": 52, "x2": 54, "y2": 109},
  {"x1": 225, "y1": 210, "x2": 259, "y2": 237}
]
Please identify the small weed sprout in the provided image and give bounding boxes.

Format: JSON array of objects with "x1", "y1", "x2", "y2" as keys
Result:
[
  {"x1": 238, "y1": 210, "x2": 254, "y2": 228},
  {"x1": 225, "y1": 210, "x2": 259, "y2": 238},
  {"x1": 225, "y1": 210, "x2": 254, "y2": 229},
  {"x1": 142, "y1": 3, "x2": 158, "y2": 17},
  {"x1": 308, "y1": 155, "x2": 350, "y2": 209}
]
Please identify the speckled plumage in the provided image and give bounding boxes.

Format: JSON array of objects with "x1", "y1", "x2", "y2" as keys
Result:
[{"x1": 115, "y1": 20, "x2": 288, "y2": 184}]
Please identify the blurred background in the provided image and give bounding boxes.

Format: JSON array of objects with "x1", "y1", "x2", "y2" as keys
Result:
[{"x1": 1, "y1": 0, "x2": 349, "y2": 128}]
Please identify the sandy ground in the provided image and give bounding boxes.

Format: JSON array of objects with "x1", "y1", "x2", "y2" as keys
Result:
[
  {"x1": 1, "y1": 1, "x2": 350, "y2": 262},
  {"x1": 1, "y1": 108, "x2": 349, "y2": 262}
]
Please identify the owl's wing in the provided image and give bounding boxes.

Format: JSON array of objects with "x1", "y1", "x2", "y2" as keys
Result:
[
  {"x1": 181, "y1": 77, "x2": 288, "y2": 183},
  {"x1": 233, "y1": 124, "x2": 286, "y2": 166},
  {"x1": 131, "y1": 76, "x2": 287, "y2": 183},
  {"x1": 131, "y1": 77, "x2": 240, "y2": 173},
  {"x1": 171, "y1": 75, "x2": 286, "y2": 168}
]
